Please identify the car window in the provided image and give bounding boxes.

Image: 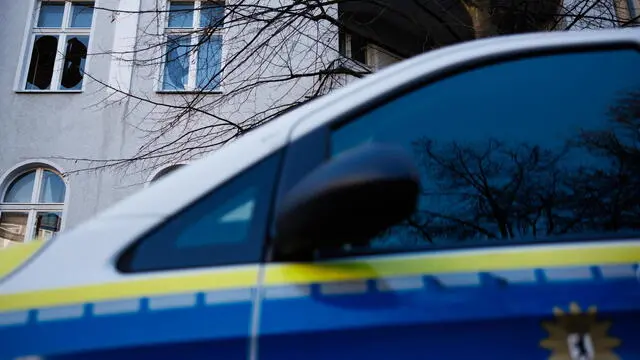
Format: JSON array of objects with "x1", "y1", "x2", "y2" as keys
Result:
[
  {"x1": 118, "y1": 152, "x2": 281, "y2": 273},
  {"x1": 330, "y1": 48, "x2": 640, "y2": 253}
]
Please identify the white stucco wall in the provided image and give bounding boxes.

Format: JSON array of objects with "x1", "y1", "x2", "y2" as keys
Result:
[
  {"x1": 0, "y1": 0, "x2": 172, "y2": 231},
  {"x1": 0, "y1": 0, "x2": 340, "y2": 232}
]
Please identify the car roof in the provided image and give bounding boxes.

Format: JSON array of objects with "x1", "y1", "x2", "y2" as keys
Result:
[{"x1": 2, "y1": 27, "x2": 639, "y2": 294}]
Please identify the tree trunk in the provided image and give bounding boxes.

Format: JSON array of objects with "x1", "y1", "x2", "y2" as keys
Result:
[
  {"x1": 464, "y1": 0, "x2": 500, "y2": 38},
  {"x1": 463, "y1": 0, "x2": 563, "y2": 38}
]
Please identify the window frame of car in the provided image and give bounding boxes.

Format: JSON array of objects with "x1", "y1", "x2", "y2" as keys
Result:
[
  {"x1": 116, "y1": 149, "x2": 284, "y2": 274},
  {"x1": 267, "y1": 40, "x2": 640, "y2": 263}
]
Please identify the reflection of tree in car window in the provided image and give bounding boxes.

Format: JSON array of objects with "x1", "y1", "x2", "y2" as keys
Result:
[{"x1": 330, "y1": 49, "x2": 640, "y2": 250}]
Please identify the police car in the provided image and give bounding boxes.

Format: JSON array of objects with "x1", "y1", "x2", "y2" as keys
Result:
[{"x1": 1, "y1": 28, "x2": 639, "y2": 360}]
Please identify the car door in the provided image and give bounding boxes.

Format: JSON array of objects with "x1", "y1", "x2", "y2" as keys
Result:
[
  {"x1": 257, "y1": 34, "x2": 640, "y2": 359},
  {"x1": 0, "y1": 151, "x2": 283, "y2": 360}
]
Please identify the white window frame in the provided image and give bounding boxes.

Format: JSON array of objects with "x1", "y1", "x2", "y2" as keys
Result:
[
  {"x1": 0, "y1": 168, "x2": 66, "y2": 247},
  {"x1": 16, "y1": 0, "x2": 95, "y2": 93},
  {"x1": 157, "y1": 0, "x2": 227, "y2": 93}
]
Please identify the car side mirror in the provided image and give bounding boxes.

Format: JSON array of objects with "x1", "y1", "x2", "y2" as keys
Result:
[{"x1": 273, "y1": 143, "x2": 420, "y2": 258}]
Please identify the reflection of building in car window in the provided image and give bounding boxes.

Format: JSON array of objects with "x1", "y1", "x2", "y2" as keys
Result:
[
  {"x1": 176, "y1": 187, "x2": 257, "y2": 248},
  {"x1": 219, "y1": 199, "x2": 255, "y2": 223}
]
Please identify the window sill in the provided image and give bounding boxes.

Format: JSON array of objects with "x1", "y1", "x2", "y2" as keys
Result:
[
  {"x1": 156, "y1": 90, "x2": 224, "y2": 94},
  {"x1": 15, "y1": 90, "x2": 83, "y2": 94}
]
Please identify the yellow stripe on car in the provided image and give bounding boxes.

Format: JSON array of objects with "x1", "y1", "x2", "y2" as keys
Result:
[
  {"x1": 2, "y1": 241, "x2": 639, "y2": 314},
  {"x1": 264, "y1": 242, "x2": 640, "y2": 285},
  {"x1": 0, "y1": 241, "x2": 44, "y2": 280},
  {"x1": 0, "y1": 265, "x2": 259, "y2": 312}
]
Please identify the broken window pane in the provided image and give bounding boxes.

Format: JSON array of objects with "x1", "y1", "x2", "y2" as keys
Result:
[
  {"x1": 59, "y1": 35, "x2": 89, "y2": 90},
  {"x1": 200, "y1": 3, "x2": 224, "y2": 28},
  {"x1": 163, "y1": 35, "x2": 190, "y2": 90},
  {"x1": 70, "y1": 2, "x2": 94, "y2": 28},
  {"x1": 196, "y1": 35, "x2": 222, "y2": 90},
  {"x1": 26, "y1": 35, "x2": 58, "y2": 90},
  {"x1": 37, "y1": 2, "x2": 65, "y2": 28},
  {"x1": 168, "y1": 2, "x2": 194, "y2": 28}
]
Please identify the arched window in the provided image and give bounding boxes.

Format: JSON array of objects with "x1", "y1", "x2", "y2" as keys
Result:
[
  {"x1": 150, "y1": 164, "x2": 186, "y2": 183},
  {"x1": 0, "y1": 167, "x2": 66, "y2": 248}
]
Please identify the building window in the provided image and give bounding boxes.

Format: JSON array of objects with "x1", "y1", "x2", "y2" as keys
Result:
[
  {"x1": 343, "y1": 33, "x2": 368, "y2": 64},
  {"x1": 161, "y1": 0, "x2": 225, "y2": 92},
  {"x1": 20, "y1": 1, "x2": 94, "y2": 91},
  {"x1": 0, "y1": 168, "x2": 66, "y2": 248},
  {"x1": 340, "y1": 32, "x2": 402, "y2": 72}
]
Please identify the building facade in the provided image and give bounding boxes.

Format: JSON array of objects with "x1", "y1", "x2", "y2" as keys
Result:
[{"x1": 0, "y1": 0, "x2": 637, "y2": 248}]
